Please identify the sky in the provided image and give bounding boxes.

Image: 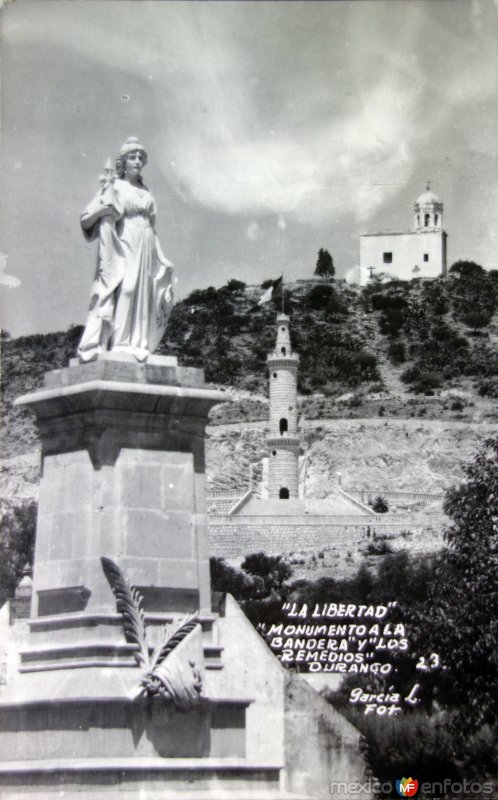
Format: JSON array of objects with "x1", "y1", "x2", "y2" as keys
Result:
[{"x1": 1, "y1": 0, "x2": 497, "y2": 337}]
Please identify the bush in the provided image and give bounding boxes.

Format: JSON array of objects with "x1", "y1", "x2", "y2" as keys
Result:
[
  {"x1": 225, "y1": 279, "x2": 246, "y2": 292},
  {"x1": 365, "y1": 538, "x2": 392, "y2": 555},
  {"x1": 413, "y1": 371, "x2": 443, "y2": 394},
  {"x1": 307, "y1": 284, "x2": 335, "y2": 309},
  {"x1": 401, "y1": 365, "x2": 420, "y2": 384},
  {"x1": 307, "y1": 284, "x2": 347, "y2": 314},
  {"x1": 462, "y1": 311, "x2": 492, "y2": 331},
  {"x1": 348, "y1": 712, "x2": 463, "y2": 789},
  {"x1": 372, "y1": 495, "x2": 389, "y2": 513},
  {"x1": 388, "y1": 340, "x2": 406, "y2": 364},
  {"x1": 371, "y1": 293, "x2": 408, "y2": 311},
  {"x1": 449, "y1": 260, "x2": 485, "y2": 279},
  {"x1": 379, "y1": 308, "x2": 406, "y2": 337},
  {"x1": 183, "y1": 286, "x2": 219, "y2": 306},
  {"x1": 478, "y1": 379, "x2": 498, "y2": 399},
  {"x1": 241, "y1": 552, "x2": 292, "y2": 584}
]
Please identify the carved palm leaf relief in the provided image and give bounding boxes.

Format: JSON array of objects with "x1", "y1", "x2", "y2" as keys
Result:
[{"x1": 101, "y1": 556, "x2": 203, "y2": 709}]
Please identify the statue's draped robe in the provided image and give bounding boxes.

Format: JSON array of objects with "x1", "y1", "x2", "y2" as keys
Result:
[{"x1": 78, "y1": 179, "x2": 174, "y2": 362}]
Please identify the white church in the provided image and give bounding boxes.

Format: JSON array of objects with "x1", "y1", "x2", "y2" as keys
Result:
[{"x1": 354, "y1": 184, "x2": 448, "y2": 286}]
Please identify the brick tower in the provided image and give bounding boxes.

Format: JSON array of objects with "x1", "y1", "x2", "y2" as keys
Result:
[{"x1": 266, "y1": 314, "x2": 300, "y2": 498}]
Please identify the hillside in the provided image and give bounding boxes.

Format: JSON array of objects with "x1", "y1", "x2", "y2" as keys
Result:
[{"x1": 1, "y1": 271, "x2": 497, "y2": 500}]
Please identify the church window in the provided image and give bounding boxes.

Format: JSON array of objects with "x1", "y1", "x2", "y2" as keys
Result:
[
  {"x1": 383, "y1": 252, "x2": 392, "y2": 264},
  {"x1": 279, "y1": 488, "x2": 289, "y2": 499},
  {"x1": 424, "y1": 213, "x2": 430, "y2": 227},
  {"x1": 423, "y1": 253, "x2": 429, "y2": 262},
  {"x1": 279, "y1": 418, "x2": 288, "y2": 434}
]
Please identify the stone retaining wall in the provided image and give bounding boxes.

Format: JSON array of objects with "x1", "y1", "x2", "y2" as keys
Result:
[{"x1": 208, "y1": 515, "x2": 437, "y2": 559}]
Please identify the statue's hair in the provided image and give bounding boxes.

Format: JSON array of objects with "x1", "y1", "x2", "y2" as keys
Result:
[{"x1": 115, "y1": 137, "x2": 148, "y2": 179}]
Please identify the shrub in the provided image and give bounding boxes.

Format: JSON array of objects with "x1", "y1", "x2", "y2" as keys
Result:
[
  {"x1": 388, "y1": 340, "x2": 406, "y2": 364},
  {"x1": 379, "y1": 308, "x2": 406, "y2": 337},
  {"x1": 225, "y1": 279, "x2": 246, "y2": 292},
  {"x1": 449, "y1": 260, "x2": 485, "y2": 279},
  {"x1": 210, "y1": 557, "x2": 251, "y2": 597},
  {"x1": 371, "y1": 293, "x2": 408, "y2": 311},
  {"x1": 307, "y1": 284, "x2": 347, "y2": 314},
  {"x1": 365, "y1": 538, "x2": 392, "y2": 555},
  {"x1": 241, "y1": 552, "x2": 291, "y2": 583},
  {"x1": 307, "y1": 284, "x2": 335, "y2": 309},
  {"x1": 478, "y1": 379, "x2": 498, "y2": 399},
  {"x1": 183, "y1": 286, "x2": 218, "y2": 306},
  {"x1": 372, "y1": 495, "x2": 389, "y2": 513},
  {"x1": 462, "y1": 311, "x2": 492, "y2": 331},
  {"x1": 413, "y1": 371, "x2": 443, "y2": 394}
]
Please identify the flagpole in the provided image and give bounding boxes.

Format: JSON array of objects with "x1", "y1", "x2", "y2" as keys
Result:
[{"x1": 281, "y1": 272, "x2": 284, "y2": 314}]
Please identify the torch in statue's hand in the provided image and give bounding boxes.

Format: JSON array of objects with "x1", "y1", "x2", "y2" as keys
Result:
[{"x1": 98, "y1": 157, "x2": 121, "y2": 223}]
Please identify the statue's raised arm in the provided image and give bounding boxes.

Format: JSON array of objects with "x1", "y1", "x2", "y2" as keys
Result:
[{"x1": 78, "y1": 137, "x2": 174, "y2": 363}]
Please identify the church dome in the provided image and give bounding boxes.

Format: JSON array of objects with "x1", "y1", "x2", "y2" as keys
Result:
[
  {"x1": 416, "y1": 189, "x2": 440, "y2": 206},
  {"x1": 413, "y1": 183, "x2": 444, "y2": 231}
]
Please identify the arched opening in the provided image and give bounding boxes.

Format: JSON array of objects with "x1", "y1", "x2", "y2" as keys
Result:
[
  {"x1": 279, "y1": 487, "x2": 289, "y2": 499},
  {"x1": 435, "y1": 214, "x2": 439, "y2": 226},
  {"x1": 281, "y1": 346, "x2": 286, "y2": 355},
  {"x1": 279, "y1": 418, "x2": 288, "y2": 434},
  {"x1": 424, "y1": 213, "x2": 430, "y2": 227},
  {"x1": 417, "y1": 214, "x2": 420, "y2": 227}
]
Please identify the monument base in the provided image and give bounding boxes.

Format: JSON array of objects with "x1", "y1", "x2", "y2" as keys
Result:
[{"x1": 0, "y1": 357, "x2": 371, "y2": 799}]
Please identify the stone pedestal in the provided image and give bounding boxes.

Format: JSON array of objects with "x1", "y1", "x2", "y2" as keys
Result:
[
  {"x1": 25, "y1": 354, "x2": 216, "y2": 618},
  {"x1": 0, "y1": 354, "x2": 370, "y2": 799}
]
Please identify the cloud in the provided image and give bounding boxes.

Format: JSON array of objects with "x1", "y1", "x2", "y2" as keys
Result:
[
  {"x1": 7, "y1": 0, "x2": 498, "y2": 231},
  {"x1": 6, "y1": 3, "x2": 425, "y2": 227},
  {"x1": 246, "y1": 221, "x2": 260, "y2": 241},
  {"x1": 0, "y1": 253, "x2": 21, "y2": 288}
]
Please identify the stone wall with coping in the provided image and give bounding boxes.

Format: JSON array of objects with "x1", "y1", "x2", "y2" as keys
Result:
[{"x1": 209, "y1": 516, "x2": 429, "y2": 558}]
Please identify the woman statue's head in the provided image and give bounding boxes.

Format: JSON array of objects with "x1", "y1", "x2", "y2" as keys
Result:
[{"x1": 115, "y1": 137, "x2": 148, "y2": 178}]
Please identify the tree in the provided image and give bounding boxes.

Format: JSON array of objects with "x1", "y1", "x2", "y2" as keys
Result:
[
  {"x1": 0, "y1": 500, "x2": 37, "y2": 607},
  {"x1": 449, "y1": 260, "x2": 485, "y2": 279},
  {"x1": 314, "y1": 248, "x2": 335, "y2": 278},
  {"x1": 416, "y1": 437, "x2": 498, "y2": 735}
]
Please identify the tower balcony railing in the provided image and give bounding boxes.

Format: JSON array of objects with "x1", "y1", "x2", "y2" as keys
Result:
[
  {"x1": 266, "y1": 436, "x2": 300, "y2": 448},
  {"x1": 267, "y1": 354, "x2": 299, "y2": 367}
]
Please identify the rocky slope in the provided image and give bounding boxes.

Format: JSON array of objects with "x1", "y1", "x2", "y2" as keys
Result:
[{"x1": 2, "y1": 274, "x2": 497, "y2": 510}]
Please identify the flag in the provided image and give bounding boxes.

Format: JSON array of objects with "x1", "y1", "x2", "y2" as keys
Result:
[{"x1": 250, "y1": 276, "x2": 283, "y2": 311}]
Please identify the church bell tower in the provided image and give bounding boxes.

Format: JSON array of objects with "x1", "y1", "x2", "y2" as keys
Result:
[{"x1": 266, "y1": 314, "x2": 300, "y2": 499}]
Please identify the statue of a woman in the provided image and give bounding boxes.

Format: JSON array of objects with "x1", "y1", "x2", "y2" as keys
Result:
[{"x1": 78, "y1": 138, "x2": 174, "y2": 362}]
